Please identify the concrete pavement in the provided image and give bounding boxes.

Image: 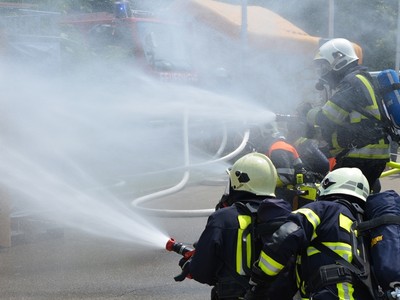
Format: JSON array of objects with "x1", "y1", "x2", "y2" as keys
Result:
[{"x1": 0, "y1": 177, "x2": 399, "y2": 299}]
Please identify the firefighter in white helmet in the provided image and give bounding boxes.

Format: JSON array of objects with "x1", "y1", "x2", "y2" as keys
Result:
[
  {"x1": 245, "y1": 167, "x2": 374, "y2": 300},
  {"x1": 306, "y1": 38, "x2": 390, "y2": 192},
  {"x1": 174, "y1": 153, "x2": 297, "y2": 299}
]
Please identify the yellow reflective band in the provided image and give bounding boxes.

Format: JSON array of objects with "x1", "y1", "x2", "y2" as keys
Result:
[
  {"x1": 331, "y1": 131, "x2": 344, "y2": 155},
  {"x1": 307, "y1": 242, "x2": 352, "y2": 263},
  {"x1": 349, "y1": 111, "x2": 363, "y2": 123},
  {"x1": 276, "y1": 167, "x2": 295, "y2": 175},
  {"x1": 293, "y1": 208, "x2": 320, "y2": 240},
  {"x1": 259, "y1": 251, "x2": 284, "y2": 276},
  {"x1": 337, "y1": 281, "x2": 355, "y2": 300},
  {"x1": 347, "y1": 142, "x2": 390, "y2": 159},
  {"x1": 323, "y1": 101, "x2": 348, "y2": 124},
  {"x1": 236, "y1": 215, "x2": 252, "y2": 275},
  {"x1": 356, "y1": 74, "x2": 380, "y2": 119},
  {"x1": 294, "y1": 137, "x2": 307, "y2": 147},
  {"x1": 339, "y1": 213, "x2": 353, "y2": 233}
]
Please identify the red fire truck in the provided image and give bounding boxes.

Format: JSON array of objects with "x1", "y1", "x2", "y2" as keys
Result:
[{"x1": 59, "y1": 1, "x2": 197, "y2": 83}]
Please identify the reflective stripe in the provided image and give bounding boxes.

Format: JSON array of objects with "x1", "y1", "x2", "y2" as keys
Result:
[
  {"x1": 347, "y1": 141, "x2": 390, "y2": 159},
  {"x1": 337, "y1": 281, "x2": 355, "y2": 300},
  {"x1": 325, "y1": 74, "x2": 388, "y2": 159},
  {"x1": 294, "y1": 137, "x2": 307, "y2": 148},
  {"x1": 322, "y1": 101, "x2": 348, "y2": 124},
  {"x1": 355, "y1": 74, "x2": 381, "y2": 119},
  {"x1": 293, "y1": 208, "x2": 320, "y2": 240},
  {"x1": 339, "y1": 213, "x2": 354, "y2": 233},
  {"x1": 349, "y1": 111, "x2": 363, "y2": 123},
  {"x1": 236, "y1": 215, "x2": 252, "y2": 275},
  {"x1": 307, "y1": 242, "x2": 352, "y2": 261},
  {"x1": 276, "y1": 167, "x2": 295, "y2": 175},
  {"x1": 258, "y1": 251, "x2": 284, "y2": 276}
]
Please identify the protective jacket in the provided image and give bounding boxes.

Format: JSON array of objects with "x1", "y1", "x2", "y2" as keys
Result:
[
  {"x1": 190, "y1": 195, "x2": 296, "y2": 299},
  {"x1": 257, "y1": 200, "x2": 373, "y2": 300},
  {"x1": 313, "y1": 65, "x2": 390, "y2": 161}
]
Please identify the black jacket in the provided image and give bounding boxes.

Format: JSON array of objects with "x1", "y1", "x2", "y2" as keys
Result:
[{"x1": 190, "y1": 195, "x2": 296, "y2": 299}]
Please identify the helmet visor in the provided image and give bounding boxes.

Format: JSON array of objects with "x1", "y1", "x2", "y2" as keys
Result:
[{"x1": 314, "y1": 59, "x2": 332, "y2": 77}]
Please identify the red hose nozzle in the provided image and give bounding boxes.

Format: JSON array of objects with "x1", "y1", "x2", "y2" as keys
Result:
[
  {"x1": 166, "y1": 238, "x2": 176, "y2": 252},
  {"x1": 165, "y1": 237, "x2": 195, "y2": 259}
]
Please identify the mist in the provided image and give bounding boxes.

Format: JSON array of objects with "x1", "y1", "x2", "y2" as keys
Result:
[{"x1": 0, "y1": 0, "x2": 312, "y2": 248}]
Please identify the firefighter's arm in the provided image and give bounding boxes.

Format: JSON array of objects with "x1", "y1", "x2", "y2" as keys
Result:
[
  {"x1": 244, "y1": 261, "x2": 275, "y2": 300},
  {"x1": 245, "y1": 222, "x2": 302, "y2": 300},
  {"x1": 189, "y1": 216, "x2": 224, "y2": 285},
  {"x1": 306, "y1": 107, "x2": 321, "y2": 126}
]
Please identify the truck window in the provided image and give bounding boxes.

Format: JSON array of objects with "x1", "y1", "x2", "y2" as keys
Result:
[{"x1": 137, "y1": 21, "x2": 191, "y2": 72}]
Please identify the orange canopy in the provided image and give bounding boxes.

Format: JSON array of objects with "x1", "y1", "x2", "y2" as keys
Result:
[{"x1": 167, "y1": 0, "x2": 363, "y2": 63}]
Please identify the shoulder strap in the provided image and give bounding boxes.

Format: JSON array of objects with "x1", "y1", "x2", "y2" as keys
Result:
[
  {"x1": 313, "y1": 242, "x2": 363, "y2": 275},
  {"x1": 234, "y1": 201, "x2": 259, "y2": 276},
  {"x1": 312, "y1": 241, "x2": 378, "y2": 298},
  {"x1": 348, "y1": 71, "x2": 389, "y2": 126},
  {"x1": 357, "y1": 215, "x2": 400, "y2": 233}
]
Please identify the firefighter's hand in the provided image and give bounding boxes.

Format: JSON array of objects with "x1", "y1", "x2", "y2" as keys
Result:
[
  {"x1": 244, "y1": 261, "x2": 274, "y2": 299},
  {"x1": 174, "y1": 257, "x2": 192, "y2": 282},
  {"x1": 244, "y1": 284, "x2": 270, "y2": 300}
]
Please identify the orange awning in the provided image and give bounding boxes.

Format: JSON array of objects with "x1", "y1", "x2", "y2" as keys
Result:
[{"x1": 167, "y1": 0, "x2": 362, "y2": 62}]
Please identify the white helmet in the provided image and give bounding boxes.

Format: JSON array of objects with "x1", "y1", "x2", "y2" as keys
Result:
[
  {"x1": 318, "y1": 167, "x2": 369, "y2": 202},
  {"x1": 230, "y1": 152, "x2": 277, "y2": 197},
  {"x1": 314, "y1": 38, "x2": 359, "y2": 77}
]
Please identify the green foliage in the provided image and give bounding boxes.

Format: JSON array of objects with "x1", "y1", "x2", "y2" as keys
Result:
[{"x1": 254, "y1": 0, "x2": 399, "y2": 71}]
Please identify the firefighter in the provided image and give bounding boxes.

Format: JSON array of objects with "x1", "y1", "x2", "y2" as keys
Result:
[
  {"x1": 255, "y1": 122, "x2": 313, "y2": 209},
  {"x1": 286, "y1": 117, "x2": 330, "y2": 183},
  {"x1": 244, "y1": 167, "x2": 374, "y2": 300},
  {"x1": 176, "y1": 152, "x2": 297, "y2": 300},
  {"x1": 306, "y1": 38, "x2": 390, "y2": 192}
]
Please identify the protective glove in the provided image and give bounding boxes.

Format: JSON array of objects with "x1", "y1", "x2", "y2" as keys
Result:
[
  {"x1": 300, "y1": 169, "x2": 316, "y2": 184},
  {"x1": 244, "y1": 284, "x2": 270, "y2": 300},
  {"x1": 174, "y1": 257, "x2": 192, "y2": 282},
  {"x1": 306, "y1": 107, "x2": 321, "y2": 126},
  {"x1": 243, "y1": 261, "x2": 274, "y2": 299}
]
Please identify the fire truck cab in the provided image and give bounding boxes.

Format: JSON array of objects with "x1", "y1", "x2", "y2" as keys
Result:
[{"x1": 60, "y1": 1, "x2": 196, "y2": 83}]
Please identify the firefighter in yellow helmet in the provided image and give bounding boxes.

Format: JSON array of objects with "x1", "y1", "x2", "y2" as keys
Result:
[
  {"x1": 306, "y1": 38, "x2": 390, "y2": 192},
  {"x1": 174, "y1": 153, "x2": 297, "y2": 299},
  {"x1": 245, "y1": 167, "x2": 374, "y2": 300}
]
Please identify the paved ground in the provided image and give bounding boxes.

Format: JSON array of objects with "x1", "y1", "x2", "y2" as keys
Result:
[
  {"x1": 0, "y1": 183, "x2": 224, "y2": 300},
  {"x1": 0, "y1": 177, "x2": 399, "y2": 300}
]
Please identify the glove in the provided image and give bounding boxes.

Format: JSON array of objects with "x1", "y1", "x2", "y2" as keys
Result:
[
  {"x1": 306, "y1": 107, "x2": 321, "y2": 126},
  {"x1": 243, "y1": 261, "x2": 274, "y2": 299},
  {"x1": 244, "y1": 283, "x2": 271, "y2": 300},
  {"x1": 174, "y1": 257, "x2": 192, "y2": 282}
]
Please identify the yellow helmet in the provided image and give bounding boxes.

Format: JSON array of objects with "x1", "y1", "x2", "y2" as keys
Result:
[{"x1": 229, "y1": 152, "x2": 278, "y2": 197}]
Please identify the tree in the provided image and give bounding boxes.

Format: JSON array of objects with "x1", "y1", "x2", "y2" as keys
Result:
[{"x1": 254, "y1": 0, "x2": 398, "y2": 71}]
